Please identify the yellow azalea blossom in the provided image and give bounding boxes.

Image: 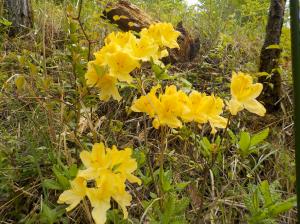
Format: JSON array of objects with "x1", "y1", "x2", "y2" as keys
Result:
[
  {"x1": 131, "y1": 85, "x2": 161, "y2": 117},
  {"x1": 85, "y1": 61, "x2": 102, "y2": 88},
  {"x1": 106, "y1": 146, "x2": 142, "y2": 185},
  {"x1": 58, "y1": 143, "x2": 140, "y2": 224},
  {"x1": 97, "y1": 74, "x2": 121, "y2": 101},
  {"x1": 140, "y1": 23, "x2": 180, "y2": 49},
  {"x1": 181, "y1": 92, "x2": 227, "y2": 133},
  {"x1": 106, "y1": 51, "x2": 140, "y2": 83},
  {"x1": 228, "y1": 72, "x2": 266, "y2": 116},
  {"x1": 79, "y1": 143, "x2": 141, "y2": 185},
  {"x1": 152, "y1": 86, "x2": 185, "y2": 129},
  {"x1": 131, "y1": 35, "x2": 160, "y2": 61},
  {"x1": 104, "y1": 31, "x2": 137, "y2": 53},
  {"x1": 203, "y1": 95, "x2": 227, "y2": 134},
  {"x1": 181, "y1": 91, "x2": 207, "y2": 123},
  {"x1": 85, "y1": 62, "x2": 121, "y2": 101},
  {"x1": 57, "y1": 177, "x2": 86, "y2": 212}
]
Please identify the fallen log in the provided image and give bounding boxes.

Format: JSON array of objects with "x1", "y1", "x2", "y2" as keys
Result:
[{"x1": 102, "y1": 0, "x2": 199, "y2": 63}]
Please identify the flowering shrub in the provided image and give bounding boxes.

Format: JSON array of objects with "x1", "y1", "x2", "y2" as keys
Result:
[
  {"x1": 58, "y1": 22, "x2": 267, "y2": 223},
  {"x1": 85, "y1": 23, "x2": 180, "y2": 101}
]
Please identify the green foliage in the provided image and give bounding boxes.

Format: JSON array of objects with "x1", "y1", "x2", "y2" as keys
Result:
[
  {"x1": 245, "y1": 181, "x2": 296, "y2": 224},
  {"x1": 235, "y1": 128, "x2": 269, "y2": 157},
  {"x1": 142, "y1": 193, "x2": 190, "y2": 224}
]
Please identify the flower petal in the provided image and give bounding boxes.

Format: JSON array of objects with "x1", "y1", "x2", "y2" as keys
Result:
[
  {"x1": 80, "y1": 150, "x2": 92, "y2": 168},
  {"x1": 113, "y1": 191, "x2": 132, "y2": 219},
  {"x1": 247, "y1": 83, "x2": 263, "y2": 99},
  {"x1": 228, "y1": 98, "x2": 243, "y2": 115},
  {"x1": 243, "y1": 99, "x2": 266, "y2": 116},
  {"x1": 91, "y1": 201, "x2": 111, "y2": 224},
  {"x1": 58, "y1": 190, "x2": 82, "y2": 212}
]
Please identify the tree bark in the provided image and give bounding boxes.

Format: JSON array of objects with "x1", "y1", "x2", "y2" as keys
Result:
[
  {"x1": 102, "y1": 0, "x2": 199, "y2": 63},
  {"x1": 4, "y1": 0, "x2": 33, "y2": 36},
  {"x1": 258, "y1": 0, "x2": 286, "y2": 112}
]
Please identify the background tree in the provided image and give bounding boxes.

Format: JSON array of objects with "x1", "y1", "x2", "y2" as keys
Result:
[
  {"x1": 4, "y1": 0, "x2": 33, "y2": 36},
  {"x1": 258, "y1": 0, "x2": 287, "y2": 112}
]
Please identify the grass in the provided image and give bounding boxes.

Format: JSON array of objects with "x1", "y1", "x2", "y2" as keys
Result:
[{"x1": 0, "y1": 0, "x2": 296, "y2": 223}]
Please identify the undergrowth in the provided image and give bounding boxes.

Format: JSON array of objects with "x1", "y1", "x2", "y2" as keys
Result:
[{"x1": 0, "y1": 0, "x2": 296, "y2": 223}]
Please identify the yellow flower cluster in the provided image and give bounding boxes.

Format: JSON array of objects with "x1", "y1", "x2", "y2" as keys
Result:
[
  {"x1": 131, "y1": 72, "x2": 266, "y2": 132},
  {"x1": 57, "y1": 143, "x2": 141, "y2": 224},
  {"x1": 228, "y1": 72, "x2": 266, "y2": 116},
  {"x1": 131, "y1": 85, "x2": 228, "y2": 133},
  {"x1": 85, "y1": 23, "x2": 180, "y2": 101}
]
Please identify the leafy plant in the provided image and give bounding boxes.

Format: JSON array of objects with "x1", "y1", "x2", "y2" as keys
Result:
[{"x1": 245, "y1": 181, "x2": 296, "y2": 224}]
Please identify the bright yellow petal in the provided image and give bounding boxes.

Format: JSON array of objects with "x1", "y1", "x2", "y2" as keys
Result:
[
  {"x1": 80, "y1": 150, "x2": 92, "y2": 168},
  {"x1": 91, "y1": 143, "x2": 106, "y2": 163},
  {"x1": 98, "y1": 74, "x2": 121, "y2": 101},
  {"x1": 77, "y1": 168, "x2": 99, "y2": 180},
  {"x1": 57, "y1": 177, "x2": 86, "y2": 211},
  {"x1": 58, "y1": 190, "x2": 82, "y2": 211},
  {"x1": 243, "y1": 99, "x2": 266, "y2": 116},
  {"x1": 113, "y1": 191, "x2": 132, "y2": 219},
  {"x1": 248, "y1": 83, "x2": 263, "y2": 99},
  {"x1": 127, "y1": 174, "x2": 142, "y2": 185},
  {"x1": 228, "y1": 98, "x2": 244, "y2": 115},
  {"x1": 91, "y1": 200, "x2": 111, "y2": 224}
]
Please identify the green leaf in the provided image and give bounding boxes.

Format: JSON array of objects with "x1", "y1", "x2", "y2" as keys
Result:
[
  {"x1": 0, "y1": 17, "x2": 12, "y2": 26},
  {"x1": 42, "y1": 179, "x2": 63, "y2": 190},
  {"x1": 238, "y1": 131, "x2": 251, "y2": 156},
  {"x1": 269, "y1": 196, "x2": 297, "y2": 216},
  {"x1": 52, "y1": 165, "x2": 70, "y2": 189},
  {"x1": 68, "y1": 164, "x2": 78, "y2": 178},
  {"x1": 92, "y1": 64, "x2": 109, "y2": 77},
  {"x1": 40, "y1": 203, "x2": 65, "y2": 224},
  {"x1": 161, "y1": 170, "x2": 173, "y2": 192},
  {"x1": 259, "y1": 181, "x2": 272, "y2": 206},
  {"x1": 250, "y1": 128, "x2": 269, "y2": 147},
  {"x1": 162, "y1": 194, "x2": 176, "y2": 224},
  {"x1": 175, "y1": 181, "x2": 190, "y2": 191},
  {"x1": 151, "y1": 62, "x2": 174, "y2": 80}
]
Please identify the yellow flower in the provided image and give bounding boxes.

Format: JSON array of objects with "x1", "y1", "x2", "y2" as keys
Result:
[
  {"x1": 57, "y1": 177, "x2": 86, "y2": 212},
  {"x1": 181, "y1": 91, "x2": 207, "y2": 123},
  {"x1": 106, "y1": 51, "x2": 140, "y2": 83},
  {"x1": 97, "y1": 74, "x2": 121, "y2": 101},
  {"x1": 152, "y1": 85, "x2": 185, "y2": 129},
  {"x1": 203, "y1": 95, "x2": 227, "y2": 134},
  {"x1": 181, "y1": 92, "x2": 227, "y2": 133},
  {"x1": 228, "y1": 72, "x2": 266, "y2": 116},
  {"x1": 131, "y1": 35, "x2": 160, "y2": 61},
  {"x1": 104, "y1": 32, "x2": 137, "y2": 50},
  {"x1": 58, "y1": 142, "x2": 140, "y2": 224},
  {"x1": 85, "y1": 61, "x2": 102, "y2": 88},
  {"x1": 131, "y1": 85, "x2": 161, "y2": 117},
  {"x1": 140, "y1": 23, "x2": 180, "y2": 49},
  {"x1": 85, "y1": 62, "x2": 121, "y2": 102},
  {"x1": 79, "y1": 143, "x2": 140, "y2": 185},
  {"x1": 106, "y1": 146, "x2": 142, "y2": 185}
]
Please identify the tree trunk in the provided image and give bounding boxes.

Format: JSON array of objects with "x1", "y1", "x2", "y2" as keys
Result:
[
  {"x1": 4, "y1": 0, "x2": 33, "y2": 36},
  {"x1": 258, "y1": 0, "x2": 286, "y2": 112},
  {"x1": 102, "y1": 0, "x2": 200, "y2": 63}
]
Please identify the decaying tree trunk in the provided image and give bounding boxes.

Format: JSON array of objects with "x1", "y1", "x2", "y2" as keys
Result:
[
  {"x1": 258, "y1": 0, "x2": 286, "y2": 112},
  {"x1": 102, "y1": 0, "x2": 199, "y2": 63},
  {"x1": 4, "y1": 0, "x2": 33, "y2": 36}
]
